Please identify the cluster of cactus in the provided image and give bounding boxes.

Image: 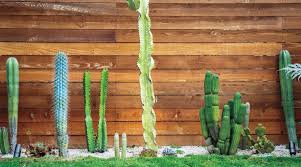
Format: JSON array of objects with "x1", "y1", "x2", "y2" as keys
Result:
[
  {"x1": 126, "y1": 0, "x2": 158, "y2": 151},
  {"x1": 0, "y1": 127, "x2": 10, "y2": 154},
  {"x1": 199, "y1": 71, "x2": 247, "y2": 155},
  {"x1": 279, "y1": 50, "x2": 298, "y2": 148},
  {"x1": 6, "y1": 57, "x2": 19, "y2": 153},
  {"x1": 53, "y1": 52, "x2": 69, "y2": 157},
  {"x1": 83, "y1": 68, "x2": 109, "y2": 153},
  {"x1": 114, "y1": 133, "x2": 127, "y2": 159}
]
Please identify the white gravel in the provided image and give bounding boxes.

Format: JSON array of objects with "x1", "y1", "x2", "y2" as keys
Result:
[{"x1": 0, "y1": 145, "x2": 299, "y2": 159}]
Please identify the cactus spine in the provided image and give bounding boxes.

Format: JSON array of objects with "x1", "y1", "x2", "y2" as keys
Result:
[
  {"x1": 199, "y1": 71, "x2": 246, "y2": 155},
  {"x1": 0, "y1": 127, "x2": 10, "y2": 154},
  {"x1": 114, "y1": 133, "x2": 120, "y2": 159},
  {"x1": 97, "y1": 68, "x2": 108, "y2": 152},
  {"x1": 279, "y1": 50, "x2": 298, "y2": 148},
  {"x1": 83, "y1": 71, "x2": 95, "y2": 152},
  {"x1": 127, "y1": 0, "x2": 158, "y2": 151},
  {"x1": 241, "y1": 102, "x2": 250, "y2": 150},
  {"x1": 53, "y1": 52, "x2": 69, "y2": 157},
  {"x1": 121, "y1": 133, "x2": 127, "y2": 159},
  {"x1": 6, "y1": 57, "x2": 19, "y2": 153}
]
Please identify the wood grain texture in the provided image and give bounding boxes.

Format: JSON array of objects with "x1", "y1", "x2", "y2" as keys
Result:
[{"x1": 0, "y1": 1, "x2": 300, "y2": 146}]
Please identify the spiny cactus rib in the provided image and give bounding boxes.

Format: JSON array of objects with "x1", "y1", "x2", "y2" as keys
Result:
[
  {"x1": 83, "y1": 71, "x2": 95, "y2": 152},
  {"x1": 6, "y1": 57, "x2": 19, "y2": 153},
  {"x1": 228, "y1": 124, "x2": 243, "y2": 155},
  {"x1": 127, "y1": 0, "x2": 158, "y2": 151},
  {"x1": 97, "y1": 68, "x2": 109, "y2": 152},
  {"x1": 279, "y1": 50, "x2": 298, "y2": 148},
  {"x1": 121, "y1": 133, "x2": 127, "y2": 159},
  {"x1": 53, "y1": 52, "x2": 69, "y2": 157},
  {"x1": 127, "y1": 0, "x2": 140, "y2": 11},
  {"x1": 241, "y1": 102, "x2": 250, "y2": 150},
  {"x1": 114, "y1": 133, "x2": 120, "y2": 159},
  {"x1": 0, "y1": 127, "x2": 10, "y2": 154}
]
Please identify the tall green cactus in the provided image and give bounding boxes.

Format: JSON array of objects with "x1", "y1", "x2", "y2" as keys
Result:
[
  {"x1": 241, "y1": 102, "x2": 250, "y2": 150},
  {"x1": 97, "y1": 68, "x2": 108, "y2": 152},
  {"x1": 83, "y1": 71, "x2": 95, "y2": 152},
  {"x1": 6, "y1": 57, "x2": 19, "y2": 153},
  {"x1": 279, "y1": 50, "x2": 298, "y2": 148},
  {"x1": 127, "y1": 0, "x2": 158, "y2": 151},
  {"x1": 199, "y1": 71, "x2": 246, "y2": 155},
  {"x1": 0, "y1": 127, "x2": 10, "y2": 154},
  {"x1": 53, "y1": 52, "x2": 69, "y2": 157}
]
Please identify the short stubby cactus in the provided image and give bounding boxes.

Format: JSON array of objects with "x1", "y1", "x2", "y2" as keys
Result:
[
  {"x1": 114, "y1": 133, "x2": 120, "y2": 159},
  {"x1": 53, "y1": 52, "x2": 69, "y2": 157},
  {"x1": 199, "y1": 71, "x2": 247, "y2": 155},
  {"x1": 121, "y1": 133, "x2": 127, "y2": 159},
  {"x1": 83, "y1": 71, "x2": 95, "y2": 152},
  {"x1": 279, "y1": 50, "x2": 298, "y2": 148},
  {"x1": 6, "y1": 57, "x2": 19, "y2": 153},
  {"x1": 127, "y1": 0, "x2": 158, "y2": 151},
  {"x1": 97, "y1": 68, "x2": 109, "y2": 152}
]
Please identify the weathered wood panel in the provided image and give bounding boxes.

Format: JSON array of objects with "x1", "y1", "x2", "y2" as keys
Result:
[{"x1": 0, "y1": 1, "x2": 300, "y2": 147}]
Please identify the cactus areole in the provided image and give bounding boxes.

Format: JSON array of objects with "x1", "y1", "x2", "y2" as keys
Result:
[
  {"x1": 6, "y1": 57, "x2": 19, "y2": 153},
  {"x1": 53, "y1": 52, "x2": 69, "y2": 157},
  {"x1": 127, "y1": 0, "x2": 158, "y2": 151}
]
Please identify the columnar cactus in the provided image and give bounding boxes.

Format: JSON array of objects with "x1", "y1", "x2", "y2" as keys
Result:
[
  {"x1": 127, "y1": 0, "x2": 158, "y2": 151},
  {"x1": 53, "y1": 52, "x2": 69, "y2": 157},
  {"x1": 97, "y1": 68, "x2": 108, "y2": 152},
  {"x1": 0, "y1": 127, "x2": 10, "y2": 154},
  {"x1": 6, "y1": 57, "x2": 19, "y2": 153},
  {"x1": 121, "y1": 133, "x2": 127, "y2": 159},
  {"x1": 279, "y1": 50, "x2": 298, "y2": 148},
  {"x1": 199, "y1": 71, "x2": 247, "y2": 155},
  {"x1": 114, "y1": 133, "x2": 120, "y2": 159},
  {"x1": 241, "y1": 102, "x2": 250, "y2": 150},
  {"x1": 83, "y1": 71, "x2": 95, "y2": 152}
]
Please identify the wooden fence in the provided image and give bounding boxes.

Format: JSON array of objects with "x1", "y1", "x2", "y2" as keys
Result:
[{"x1": 0, "y1": 0, "x2": 301, "y2": 147}]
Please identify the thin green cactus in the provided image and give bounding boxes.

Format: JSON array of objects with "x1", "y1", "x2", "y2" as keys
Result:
[
  {"x1": 279, "y1": 50, "x2": 298, "y2": 148},
  {"x1": 127, "y1": 0, "x2": 158, "y2": 151},
  {"x1": 53, "y1": 52, "x2": 69, "y2": 157},
  {"x1": 114, "y1": 133, "x2": 120, "y2": 159},
  {"x1": 6, "y1": 57, "x2": 19, "y2": 153},
  {"x1": 97, "y1": 68, "x2": 109, "y2": 152},
  {"x1": 83, "y1": 71, "x2": 95, "y2": 152},
  {"x1": 0, "y1": 127, "x2": 10, "y2": 154},
  {"x1": 121, "y1": 133, "x2": 127, "y2": 159}
]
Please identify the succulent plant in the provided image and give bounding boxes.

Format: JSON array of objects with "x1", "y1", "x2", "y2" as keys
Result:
[
  {"x1": 0, "y1": 127, "x2": 10, "y2": 154},
  {"x1": 253, "y1": 124, "x2": 275, "y2": 154},
  {"x1": 241, "y1": 102, "x2": 250, "y2": 150},
  {"x1": 53, "y1": 52, "x2": 69, "y2": 157},
  {"x1": 127, "y1": 0, "x2": 158, "y2": 151},
  {"x1": 162, "y1": 148, "x2": 176, "y2": 156},
  {"x1": 139, "y1": 149, "x2": 157, "y2": 157},
  {"x1": 121, "y1": 133, "x2": 127, "y2": 159},
  {"x1": 6, "y1": 57, "x2": 19, "y2": 153},
  {"x1": 114, "y1": 133, "x2": 120, "y2": 159},
  {"x1": 25, "y1": 143, "x2": 56, "y2": 158}
]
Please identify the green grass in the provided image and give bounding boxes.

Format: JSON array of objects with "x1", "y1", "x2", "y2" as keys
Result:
[{"x1": 0, "y1": 155, "x2": 300, "y2": 167}]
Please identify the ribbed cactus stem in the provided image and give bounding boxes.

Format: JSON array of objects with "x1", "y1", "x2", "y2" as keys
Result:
[
  {"x1": 127, "y1": 0, "x2": 158, "y2": 151},
  {"x1": 0, "y1": 127, "x2": 10, "y2": 154},
  {"x1": 6, "y1": 57, "x2": 19, "y2": 153},
  {"x1": 97, "y1": 68, "x2": 108, "y2": 152},
  {"x1": 279, "y1": 50, "x2": 298, "y2": 148},
  {"x1": 53, "y1": 52, "x2": 69, "y2": 157},
  {"x1": 83, "y1": 71, "x2": 95, "y2": 152},
  {"x1": 121, "y1": 133, "x2": 127, "y2": 159},
  {"x1": 241, "y1": 102, "x2": 250, "y2": 150},
  {"x1": 114, "y1": 133, "x2": 120, "y2": 159}
]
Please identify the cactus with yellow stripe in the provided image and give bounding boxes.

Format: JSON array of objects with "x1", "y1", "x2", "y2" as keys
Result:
[
  {"x1": 127, "y1": 0, "x2": 158, "y2": 151},
  {"x1": 199, "y1": 71, "x2": 247, "y2": 155},
  {"x1": 6, "y1": 57, "x2": 19, "y2": 153}
]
